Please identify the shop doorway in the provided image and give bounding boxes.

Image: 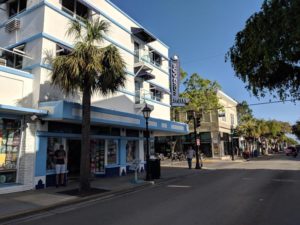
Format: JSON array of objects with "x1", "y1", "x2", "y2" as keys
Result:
[{"x1": 67, "y1": 140, "x2": 81, "y2": 178}]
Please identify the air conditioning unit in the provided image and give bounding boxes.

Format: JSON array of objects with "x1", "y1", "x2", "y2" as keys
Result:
[
  {"x1": 0, "y1": 58, "x2": 6, "y2": 66},
  {"x1": 5, "y1": 18, "x2": 20, "y2": 32}
]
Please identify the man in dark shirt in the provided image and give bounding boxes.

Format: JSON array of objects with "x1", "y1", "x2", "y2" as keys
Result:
[{"x1": 55, "y1": 145, "x2": 66, "y2": 187}]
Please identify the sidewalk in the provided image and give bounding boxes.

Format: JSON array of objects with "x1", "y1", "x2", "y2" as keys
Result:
[
  {"x1": 0, "y1": 167, "x2": 198, "y2": 223},
  {"x1": 161, "y1": 156, "x2": 245, "y2": 168}
]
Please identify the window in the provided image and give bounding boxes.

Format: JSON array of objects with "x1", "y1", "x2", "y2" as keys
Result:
[
  {"x1": 126, "y1": 140, "x2": 139, "y2": 163},
  {"x1": 134, "y1": 79, "x2": 143, "y2": 104},
  {"x1": 144, "y1": 140, "x2": 154, "y2": 160},
  {"x1": 222, "y1": 113, "x2": 226, "y2": 122},
  {"x1": 107, "y1": 140, "x2": 118, "y2": 164},
  {"x1": 134, "y1": 42, "x2": 140, "y2": 63},
  {"x1": 126, "y1": 129, "x2": 139, "y2": 137},
  {"x1": 47, "y1": 137, "x2": 63, "y2": 170},
  {"x1": 149, "y1": 49, "x2": 162, "y2": 67},
  {"x1": 90, "y1": 139, "x2": 105, "y2": 173},
  {"x1": 8, "y1": 0, "x2": 26, "y2": 17},
  {"x1": 56, "y1": 44, "x2": 72, "y2": 56},
  {"x1": 230, "y1": 114, "x2": 234, "y2": 125},
  {"x1": 0, "y1": 119, "x2": 21, "y2": 184},
  {"x1": 62, "y1": 0, "x2": 89, "y2": 20},
  {"x1": 3, "y1": 44, "x2": 25, "y2": 69},
  {"x1": 150, "y1": 84, "x2": 163, "y2": 102}
]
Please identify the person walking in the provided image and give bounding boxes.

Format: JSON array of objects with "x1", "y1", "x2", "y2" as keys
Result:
[
  {"x1": 55, "y1": 144, "x2": 67, "y2": 187},
  {"x1": 186, "y1": 146, "x2": 195, "y2": 169}
]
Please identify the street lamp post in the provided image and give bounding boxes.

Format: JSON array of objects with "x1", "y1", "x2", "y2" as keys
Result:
[
  {"x1": 142, "y1": 104, "x2": 152, "y2": 181},
  {"x1": 188, "y1": 110, "x2": 202, "y2": 169}
]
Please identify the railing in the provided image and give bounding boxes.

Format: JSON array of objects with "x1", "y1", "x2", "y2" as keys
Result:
[
  {"x1": 135, "y1": 89, "x2": 161, "y2": 104},
  {"x1": 134, "y1": 53, "x2": 163, "y2": 68},
  {"x1": 135, "y1": 89, "x2": 152, "y2": 104}
]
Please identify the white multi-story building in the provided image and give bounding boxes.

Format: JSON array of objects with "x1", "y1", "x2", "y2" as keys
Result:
[{"x1": 0, "y1": 0, "x2": 188, "y2": 194}]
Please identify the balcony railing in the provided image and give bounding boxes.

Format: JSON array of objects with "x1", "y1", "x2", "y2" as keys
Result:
[
  {"x1": 135, "y1": 89, "x2": 161, "y2": 104},
  {"x1": 134, "y1": 53, "x2": 163, "y2": 69}
]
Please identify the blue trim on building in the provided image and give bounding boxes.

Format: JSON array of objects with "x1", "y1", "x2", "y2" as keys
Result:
[
  {"x1": 0, "y1": 65, "x2": 34, "y2": 79},
  {"x1": 22, "y1": 63, "x2": 171, "y2": 97},
  {"x1": 0, "y1": 104, "x2": 47, "y2": 115},
  {"x1": 118, "y1": 89, "x2": 171, "y2": 108},
  {"x1": 38, "y1": 101, "x2": 189, "y2": 134},
  {"x1": 35, "y1": 136, "x2": 47, "y2": 177},
  {"x1": 4, "y1": 33, "x2": 44, "y2": 50},
  {"x1": 1, "y1": 1, "x2": 170, "y2": 75}
]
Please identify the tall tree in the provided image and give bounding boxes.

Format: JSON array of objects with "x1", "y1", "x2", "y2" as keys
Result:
[
  {"x1": 292, "y1": 121, "x2": 300, "y2": 140},
  {"x1": 50, "y1": 18, "x2": 126, "y2": 192},
  {"x1": 182, "y1": 73, "x2": 222, "y2": 116},
  {"x1": 236, "y1": 101, "x2": 253, "y2": 124},
  {"x1": 227, "y1": 0, "x2": 300, "y2": 100}
]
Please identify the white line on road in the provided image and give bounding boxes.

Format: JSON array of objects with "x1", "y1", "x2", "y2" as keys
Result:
[
  {"x1": 167, "y1": 185, "x2": 191, "y2": 188},
  {"x1": 272, "y1": 179, "x2": 299, "y2": 183}
]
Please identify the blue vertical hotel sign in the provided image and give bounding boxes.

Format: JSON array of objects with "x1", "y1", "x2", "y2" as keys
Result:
[{"x1": 170, "y1": 55, "x2": 189, "y2": 106}]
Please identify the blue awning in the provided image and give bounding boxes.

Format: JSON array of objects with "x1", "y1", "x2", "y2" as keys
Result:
[
  {"x1": 0, "y1": 104, "x2": 48, "y2": 116},
  {"x1": 39, "y1": 101, "x2": 188, "y2": 135}
]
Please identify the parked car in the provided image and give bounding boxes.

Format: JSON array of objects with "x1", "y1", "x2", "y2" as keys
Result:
[{"x1": 285, "y1": 146, "x2": 297, "y2": 157}]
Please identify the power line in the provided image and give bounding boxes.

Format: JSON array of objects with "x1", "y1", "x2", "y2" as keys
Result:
[{"x1": 223, "y1": 98, "x2": 300, "y2": 109}]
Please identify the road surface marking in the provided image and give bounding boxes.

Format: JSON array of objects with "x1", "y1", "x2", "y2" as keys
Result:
[
  {"x1": 272, "y1": 179, "x2": 299, "y2": 183},
  {"x1": 167, "y1": 185, "x2": 191, "y2": 188}
]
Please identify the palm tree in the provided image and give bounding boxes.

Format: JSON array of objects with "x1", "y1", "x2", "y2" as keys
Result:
[{"x1": 50, "y1": 18, "x2": 126, "y2": 192}]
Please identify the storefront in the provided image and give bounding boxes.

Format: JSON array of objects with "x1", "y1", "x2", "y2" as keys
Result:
[
  {"x1": 0, "y1": 118, "x2": 21, "y2": 184},
  {"x1": 0, "y1": 104, "x2": 47, "y2": 194},
  {"x1": 35, "y1": 100, "x2": 188, "y2": 188}
]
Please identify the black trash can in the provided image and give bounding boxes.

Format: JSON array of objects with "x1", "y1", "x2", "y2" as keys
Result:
[{"x1": 149, "y1": 159, "x2": 161, "y2": 179}]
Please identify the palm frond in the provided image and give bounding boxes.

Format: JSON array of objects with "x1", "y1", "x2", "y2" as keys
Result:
[
  {"x1": 66, "y1": 20, "x2": 82, "y2": 41},
  {"x1": 96, "y1": 45, "x2": 126, "y2": 95}
]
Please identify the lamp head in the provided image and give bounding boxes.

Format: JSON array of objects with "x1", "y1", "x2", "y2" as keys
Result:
[{"x1": 142, "y1": 104, "x2": 152, "y2": 119}]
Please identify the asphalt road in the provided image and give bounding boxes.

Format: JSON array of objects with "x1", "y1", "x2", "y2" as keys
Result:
[{"x1": 7, "y1": 154, "x2": 300, "y2": 225}]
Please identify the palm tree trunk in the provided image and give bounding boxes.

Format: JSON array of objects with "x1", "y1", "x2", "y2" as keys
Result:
[{"x1": 80, "y1": 84, "x2": 91, "y2": 193}]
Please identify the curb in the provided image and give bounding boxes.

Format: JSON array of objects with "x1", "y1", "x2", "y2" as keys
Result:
[
  {"x1": 0, "y1": 173, "x2": 197, "y2": 224},
  {"x1": 0, "y1": 182, "x2": 151, "y2": 224}
]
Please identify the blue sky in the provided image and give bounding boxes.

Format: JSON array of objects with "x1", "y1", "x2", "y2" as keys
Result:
[{"x1": 111, "y1": 0, "x2": 300, "y2": 125}]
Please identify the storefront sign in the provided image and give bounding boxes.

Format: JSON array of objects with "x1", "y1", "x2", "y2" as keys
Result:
[{"x1": 170, "y1": 56, "x2": 189, "y2": 107}]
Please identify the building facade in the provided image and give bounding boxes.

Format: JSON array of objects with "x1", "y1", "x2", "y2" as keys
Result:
[
  {"x1": 0, "y1": 0, "x2": 188, "y2": 193},
  {"x1": 157, "y1": 90, "x2": 238, "y2": 159}
]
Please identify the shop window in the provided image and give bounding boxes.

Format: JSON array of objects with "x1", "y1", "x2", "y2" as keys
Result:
[
  {"x1": 8, "y1": 0, "x2": 27, "y2": 17},
  {"x1": 48, "y1": 122, "x2": 81, "y2": 134},
  {"x1": 126, "y1": 140, "x2": 138, "y2": 163},
  {"x1": 126, "y1": 129, "x2": 139, "y2": 137},
  {"x1": 62, "y1": 0, "x2": 89, "y2": 20},
  {"x1": 143, "y1": 140, "x2": 154, "y2": 160},
  {"x1": 150, "y1": 84, "x2": 163, "y2": 102},
  {"x1": 56, "y1": 44, "x2": 72, "y2": 56},
  {"x1": 0, "y1": 119, "x2": 21, "y2": 184},
  {"x1": 149, "y1": 49, "x2": 162, "y2": 67},
  {"x1": 47, "y1": 137, "x2": 63, "y2": 170},
  {"x1": 107, "y1": 140, "x2": 118, "y2": 164},
  {"x1": 90, "y1": 139, "x2": 105, "y2": 174}
]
